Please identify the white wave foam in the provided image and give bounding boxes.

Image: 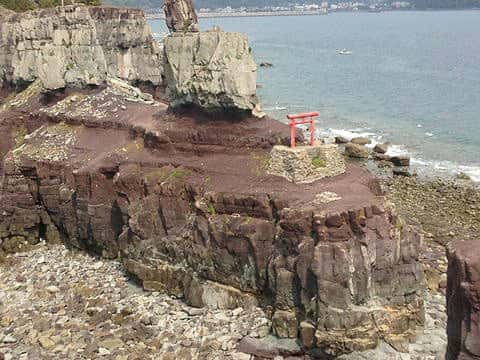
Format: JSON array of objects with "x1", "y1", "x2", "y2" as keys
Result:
[
  {"x1": 459, "y1": 165, "x2": 480, "y2": 182},
  {"x1": 385, "y1": 144, "x2": 409, "y2": 156},
  {"x1": 410, "y1": 158, "x2": 429, "y2": 166},
  {"x1": 317, "y1": 127, "x2": 480, "y2": 183},
  {"x1": 262, "y1": 102, "x2": 289, "y2": 112},
  {"x1": 411, "y1": 158, "x2": 480, "y2": 182},
  {"x1": 328, "y1": 128, "x2": 377, "y2": 140}
]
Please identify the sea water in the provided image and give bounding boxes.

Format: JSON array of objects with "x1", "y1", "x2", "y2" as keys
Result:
[{"x1": 149, "y1": 10, "x2": 480, "y2": 181}]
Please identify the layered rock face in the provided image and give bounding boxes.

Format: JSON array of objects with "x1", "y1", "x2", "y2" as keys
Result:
[
  {"x1": 447, "y1": 240, "x2": 480, "y2": 359},
  {"x1": 0, "y1": 5, "x2": 162, "y2": 90},
  {"x1": 164, "y1": 0, "x2": 199, "y2": 33},
  {"x1": 0, "y1": 6, "x2": 426, "y2": 357},
  {"x1": 0, "y1": 82, "x2": 424, "y2": 356},
  {"x1": 163, "y1": 31, "x2": 259, "y2": 113}
]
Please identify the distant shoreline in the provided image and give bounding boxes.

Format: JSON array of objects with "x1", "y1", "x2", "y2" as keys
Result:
[
  {"x1": 147, "y1": 10, "x2": 327, "y2": 19},
  {"x1": 146, "y1": 8, "x2": 480, "y2": 20}
]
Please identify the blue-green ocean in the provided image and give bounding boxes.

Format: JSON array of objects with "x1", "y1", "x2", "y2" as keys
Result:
[{"x1": 149, "y1": 11, "x2": 480, "y2": 181}]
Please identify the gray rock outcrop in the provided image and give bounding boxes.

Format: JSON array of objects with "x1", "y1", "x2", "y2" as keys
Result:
[
  {"x1": 164, "y1": 0, "x2": 199, "y2": 33},
  {"x1": 163, "y1": 31, "x2": 260, "y2": 113},
  {"x1": 351, "y1": 137, "x2": 371, "y2": 145},
  {"x1": 374, "y1": 143, "x2": 389, "y2": 154},
  {"x1": 345, "y1": 142, "x2": 369, "y2": 159},
  {"x1": 391, "y1": 155, "x2": 411, "y2": 167},
  {"x1": 0, "y1": 6, "x2": 162, "y2": 90}
]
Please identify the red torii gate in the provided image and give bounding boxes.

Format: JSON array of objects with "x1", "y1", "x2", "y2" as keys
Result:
[{"x1": 287, "y1": 111, "x2": 318, "y2": 148}]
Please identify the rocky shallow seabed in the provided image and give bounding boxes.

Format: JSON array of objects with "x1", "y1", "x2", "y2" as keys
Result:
[{"x1": 1, "y1": 242, "x2": 446, "y2": 360}]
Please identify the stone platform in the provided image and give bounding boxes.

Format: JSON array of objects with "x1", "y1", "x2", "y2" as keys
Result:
[{"x1": 267, "y1": 143, "x2": 346, "y2": 184}]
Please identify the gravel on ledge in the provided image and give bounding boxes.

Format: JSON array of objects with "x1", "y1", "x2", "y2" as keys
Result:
[{"x1": 0, "y1": 243, "x2": 270, "y2": 360}]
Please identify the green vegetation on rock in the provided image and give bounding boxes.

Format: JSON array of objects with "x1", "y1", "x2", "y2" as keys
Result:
[
  {"x1": 0, "y1": 0, "x2": 101, "y2": 12},
  {"x1": 311, "y1": 156, "x2": 326, "y2": 168},
  {"x1": 206, "y1": 202, "x2": 216, "y2": 215},
  {"x1": 0, "y1": 0, "x2": 34, "y2": 12},
  {"x1": 250, "y1": 152, "x2": 269, "y2": 176},
  {"x1": 13, "y1": 126, "x2": 27, "y2": 149},
  {"x1": 169, "y1": 167, "x2": 190, "y2": 179}
]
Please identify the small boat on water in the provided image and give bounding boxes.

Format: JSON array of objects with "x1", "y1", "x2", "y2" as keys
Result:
[
  {"x1": 368, "y1": 6, "x2": 382, "y2": 12},
  {"x1": 337, "y1": 49, "x2": 353, "y2": 55}
]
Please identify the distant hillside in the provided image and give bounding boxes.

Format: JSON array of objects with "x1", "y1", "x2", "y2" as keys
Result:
[
  {"x1": 104, "y1": 0, "x2": 480, "y2": 9},
  {"x1": 413, "y1": 0, "x2": 480, "y2": 8},
  {"x1": 0, "y1": 0, "x2": 100, "y2": 12}
]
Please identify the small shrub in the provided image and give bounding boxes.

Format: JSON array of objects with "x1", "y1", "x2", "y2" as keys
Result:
[{"x1": 207, "y1": 202, "x2": 216, "y2": 215}]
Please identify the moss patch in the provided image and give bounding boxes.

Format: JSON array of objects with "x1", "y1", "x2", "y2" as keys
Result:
[
  {"x1": 203, "y1": 175, "x2": 213, "y2": 191},
  {"x1": 207, "y1": 202, "x2": 216, "y2": 215},
  {"x1": 13, "y1": 126, "x2": 27, "y2": 149},
  {"x1": 144, "y1": 167, "x2": 191, "y2": 185},
  {"x1": 124, "y1": 139, "x2": 144, "y2": 154},
  {"x1": 251, "y1": 152, "x2": 269, "y2": 176},
  {"x1": 169, "y1": 168, "x2": 190, "y2": 179},
  {"x1": 0, "y1": 0, "x2": 101, "y2": 12},
  {"x1": 1, "y1": 80, "x2": 42, "y2": 111},
  {"x1": 311, "y1": 156, "x2": 326, "y2": 168},
  {"x1": 143, "y1": 168, "x2": 169, "y2": 183}
]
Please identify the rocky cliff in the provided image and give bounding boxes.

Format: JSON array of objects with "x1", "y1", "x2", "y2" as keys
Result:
[
  {"x1": 0, "y1": 5, "x2": 162, "y2": 90},
  {"x1": 447, "y1": 240, "x2": 480, "y2": 360},
  {"x1": 163, "y1": 30, "x2": 260, "y2": 114},
  {"x1": 164, "y1": 0, "x2": 199, "y2": 33},
  {"x1": 0, "y1": 5, "x2": 428, "y2": 358},
  {"x1": 0, "y1": 79, "x2": 426, "y2": 356}
]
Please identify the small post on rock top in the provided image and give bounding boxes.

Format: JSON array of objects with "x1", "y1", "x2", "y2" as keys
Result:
[{"x1": 287, "y1": 112, "x2": 319, "y2": 148}]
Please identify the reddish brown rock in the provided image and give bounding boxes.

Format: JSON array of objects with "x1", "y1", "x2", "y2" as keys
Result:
[
  {"x1": 0, "y1": 83, "x2": 425, "y2": 357},
  {"x1": 447, "y1": 239, "x2": 480, "y2": 360}
]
